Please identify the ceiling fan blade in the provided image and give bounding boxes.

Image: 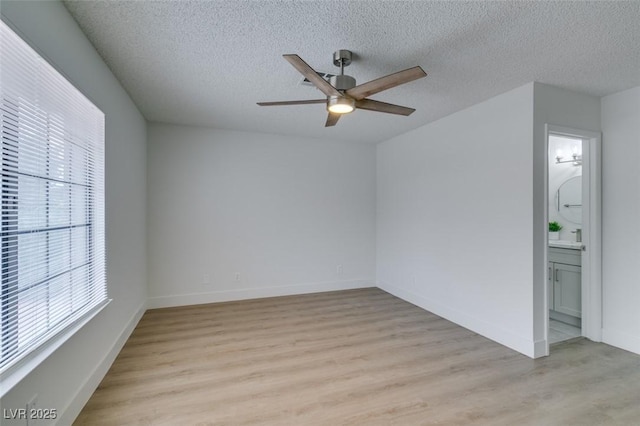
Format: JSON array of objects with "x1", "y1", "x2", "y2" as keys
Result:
[
  {"x1": 346, "y1": 66, "x2": 427, "y2": 100},
  {"x1": 283, "y1": 54, "x2": 341, "y2": 97},
  {"x1": 355, "y1": 99, "x2": 416, "y2": 116},
  {"x1": 257, "y1": 99, "x2": 326, "y2": 106},
  {"x1": 325, "y1": 112, "x2": 341, "y2": 127}
]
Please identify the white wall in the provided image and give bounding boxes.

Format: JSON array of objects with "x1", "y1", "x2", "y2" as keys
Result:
[
  {"x1": 1, "y1": 1, "x2": 147, "y2": 424},
  {"x1": 601, "y1": 86, "x2": 640, "y2": 354},
  {"x1": 376, "y1": 84, "x2": 537, "y2": 356},
  {"x1": 147, "y1": 124, "x2": 376, "y2": 307}
]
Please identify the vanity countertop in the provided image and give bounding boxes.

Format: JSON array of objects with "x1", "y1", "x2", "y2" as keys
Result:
[{"x1": 549, "y1": 240, "x2": 583, "y2": 250}]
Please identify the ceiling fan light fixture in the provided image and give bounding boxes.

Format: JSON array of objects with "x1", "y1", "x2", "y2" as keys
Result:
[{"x1": 327, "y1": 96, "x2": 355, "y2": 114}]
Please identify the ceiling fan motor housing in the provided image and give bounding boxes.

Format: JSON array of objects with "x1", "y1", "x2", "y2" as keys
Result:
[{"x1": 329, "y1": 74, "x2": 356, "y2": 91}]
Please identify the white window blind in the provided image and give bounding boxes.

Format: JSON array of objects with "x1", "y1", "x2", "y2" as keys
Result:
[{"x1": 0, "y1": 21, "x2": 106, "y2": 374}]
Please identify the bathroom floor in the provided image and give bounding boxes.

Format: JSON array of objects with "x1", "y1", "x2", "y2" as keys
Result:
[{"x1": 549, "y1": 319, "x2": 581, "y2": 344}]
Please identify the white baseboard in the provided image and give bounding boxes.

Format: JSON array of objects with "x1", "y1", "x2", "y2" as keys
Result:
[
  {"x1": 602, "y1": 328, "x2": 640, "y2": 355},
  {"x1": 148, "y1": 279, "x2": 374, "y2": 309},
  {"x1": 377, "y1": 281, "x2": 538, "y2": 358},
  {"x1": 56, "y1": 300, "x2": 147, "y2": 426}
]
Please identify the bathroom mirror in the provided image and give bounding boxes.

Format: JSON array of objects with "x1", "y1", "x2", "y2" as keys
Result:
[{"x1": 556, "y1": 175, "x2": 582, "y2": 224}]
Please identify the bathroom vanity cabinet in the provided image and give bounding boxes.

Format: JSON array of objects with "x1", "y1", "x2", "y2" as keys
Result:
[{"x1": 548, "y1": 246, "x2": 581, "y2": 326}]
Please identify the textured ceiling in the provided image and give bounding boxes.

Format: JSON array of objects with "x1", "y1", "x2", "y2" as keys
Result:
[{"x1": 63, "y1": 1, "x2": 640, "y2": 143}]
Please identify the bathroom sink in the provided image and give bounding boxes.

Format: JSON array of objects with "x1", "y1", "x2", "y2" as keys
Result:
[{"x1": 549, "y1": 240, "x2": 583, "y2": 250}]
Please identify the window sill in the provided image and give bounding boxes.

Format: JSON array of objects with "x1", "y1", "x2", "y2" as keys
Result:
[{"x1": 0, "y1": 299, "x2": 111, "y2": 398}]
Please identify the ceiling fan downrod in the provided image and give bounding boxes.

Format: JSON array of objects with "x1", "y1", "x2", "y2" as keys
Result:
[{"x1": 330, "y1": 50, "x2": 356, "y2": 92}]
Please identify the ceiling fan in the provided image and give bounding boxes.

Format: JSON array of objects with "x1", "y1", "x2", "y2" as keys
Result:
[{"x1": 257, "y1": 50, "x2": 427, "y2": 127}]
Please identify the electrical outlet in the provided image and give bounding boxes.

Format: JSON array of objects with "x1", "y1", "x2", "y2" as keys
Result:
[
  {"x1": 336, "y1": 264, "x2": 343, "y2": 275},
  {"x1": 234, "y1": 272, "x2": 241, "y2": 282},
  {"x1": 202, "y1": 273, "x2": 211, "y2": 285},
  {"x1": 26, "y1": 394, "x2": 37, "y2": 426}
]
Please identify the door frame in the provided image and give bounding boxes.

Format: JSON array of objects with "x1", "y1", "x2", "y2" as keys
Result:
[{"x1": 544, "y1": 124, "x2": 602, "y2": 350}]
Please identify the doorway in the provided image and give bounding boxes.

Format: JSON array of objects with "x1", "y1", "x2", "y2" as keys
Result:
[{"x1": 545, "y1": 125, "x2": 602, "y2": 350}]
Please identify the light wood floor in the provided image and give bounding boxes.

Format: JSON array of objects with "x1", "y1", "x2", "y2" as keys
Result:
[{"x1": 74, "y1": 288, "x2": 640, "y2": 425}]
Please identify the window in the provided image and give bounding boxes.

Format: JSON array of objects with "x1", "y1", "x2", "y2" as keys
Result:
[{"x1": 0, "y1": 21, "x2": 106, "y2": 375}]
